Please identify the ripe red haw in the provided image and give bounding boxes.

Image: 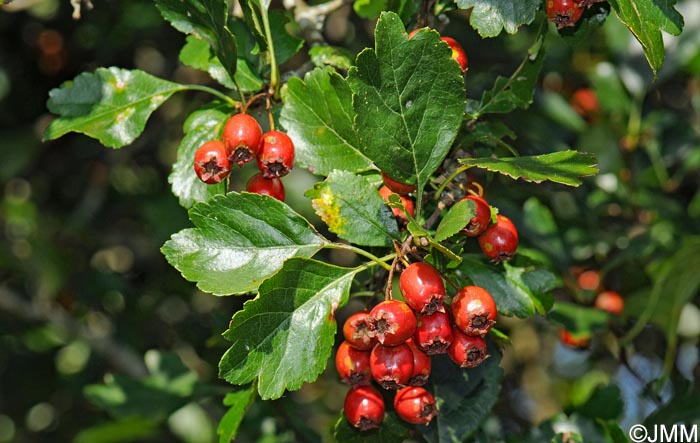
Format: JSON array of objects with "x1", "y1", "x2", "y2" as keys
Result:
[
  {"x1": 448, "y1": 330, "x2": 488, "y2": 368},
  {"x1": 193, "y1": 140, "x2": 230, "y2": 184},
  {"x1": 370, "y1": 343, "x2": 414, "y2": 389},
  {"x1": 344, "y1": 385, "x2": 385, "y2": 431},
  {"x1": 478, "y1": 214, "x2": 519, "y2": 263},
  {"x1": 461, "y1": 195, "x2": 491, "y2": 237},
  {"x1": 440, "y1": 36, "x2": 468, "y2": 72},
  {"x1": 378, "y1": 185, "x2": 415, "y2": 227},
  {"x1": 394, "y1": 386, "x2": 438, "y2": 425},
  {"x1": 414, "y1": 311, "x2": 453, "y2": 355},
  {"x1": 570, "y1": 88, "x2": 599, "y2": 119},
  {"x1": 257, "y1": 131, "x2": 295, "y2": 178},
  {"x1": 369, "y1": 300, "x2": 417, "y2": 346},
  {"x1": 223, "y1": 113, "x2": 262, "y2": 167},
  {"x1": 246, "y1": 173, "x2": 285, "y2": 201},
  {"x1": 343, "y1": 311, "x2": 377, "y2": 351},
  {"x1": 381, "y1": 171, "x2": 416, "y2": 195},
  {"x1": 406, "y1": 339, "x2": 431, "y2": 386},
  {"x1": 594, "y1": 291, "x2": 624, "y2": 316},
  {"x1": 451, "y1": 285, "x2": 497, "y2": 337},
  {"x1": 546, "y1": 0, "x2": 584, "y2": 29},
  {"x1": 559, "y1": 329, "x2": 591, "y2": 349},
  {"x1": 399, "y1": 262, "x2": 446, "y2": 315},
  {"x1": 336, "y1": 341, "x2": 371, "y2": 387}
]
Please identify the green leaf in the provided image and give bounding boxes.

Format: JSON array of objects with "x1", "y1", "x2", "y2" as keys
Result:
[
  {"x1": 156, "y1": 0, "x2": 238, "y2": 80},
  {"x1": 309, "y1": 46, "x2": 356, "y2": 71},
  {"x1": 460, "y1": 120, "x2": 516, "y2": 150},
  {"x1": 269, "y1": 11, "x2": 304, "y2": 65},
  {"x1": 179, "y1": 35, "x2": 263, "y2": 92},
  {"x1": 306, "y1": 170, "x2": 399, "y2": 246},
  {"x1": 217, "y1": 387, "x2": 256, "y2": 443},
  {"x1": 161, "y1": 192, "x2": 325, "y2": 295},
  {"x1": 84, "y1": 351, "x2": 199, "y2": 420},
  {"x1": 460, "y1": 151, "x2": 599, "y2": 187},
  {"x1": 353, "y1": 0, "x2": 387, "y2": 18},
  {"x1": 219, "y1": 258, "x2": 357, "y2": 400},
  {"x1": 599, "y1": 421, "x2": 629, "y2": 443},
  {"x1": 347, "y1": 12, "x2": 466, "y2": 204},
  {"x1": 607, "y1": 0, "x2": 683, "y2": 76},
  {"x1": 44, "y1": 68, "x2": 182, "y2": 148},
  {"x1": 549, "y1": 301, "x2": 610, "y2": 334},
  {"x1": 73, "y1": 417, "x2": 159, "y2": 443},
  {"x1": 458, "y1": 256, "x2": 556, "y2": 317},
  {"x1": 280, "y1": 67, "x2": 373, "y2": 176},
  {"x1": 643, "y1": 385, "x2": 700, "y2": 425},
  {"x1": 455, "y1": 0, "x2": 540, "y2": 37},
  {"x1": 168, "y1": 103, "x2": 230, "y2": 208},
  {"x1": 469, "y1": 33, "x2": 545, "y2": 117},
  {"x1": 435, "y1": 199, "x2": 475, "y2": 242},
  {"x1": 420, "y1": 347, "x2": 503, "y2": 443},
  {"x1": 333, "y1": 412, "x2": 413, "y2": 443},
  {"x1": 576, "y1": 385, "x2": 623, "y2": 421}
]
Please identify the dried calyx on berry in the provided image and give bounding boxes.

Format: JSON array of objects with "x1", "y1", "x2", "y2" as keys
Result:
[
  {"x1": 257, "y1": 131, "x2": 295, "y2": 178},
  {"x1": 451, "y1": 285, "x2": 497, "y2": 337},
  {"x1": 399, "y1": 262, "x2": 446, "y2": 315},
  {"x1": 546, "y1": 0, "x2": 584, "y2": 29},
  {"x1": 344, "y1": 385, "x2": 385, "y2": 430},
  {"x1": 448, "y1": 330, "x2": 489, "y2": 368},
  {"x1": 193, "y1": 140, "x2": 230, "y2": 184},
  {"x1": 394, "y1": 386, "x2": 438, "y2": 425},
  {"x1": 478, "y1": 214, "x2": 519, "y2": 263},
  {"x1": 370, "y1": 342, "x2": 414, "y2": 389},
  {"x1": 343, "y1": 311, "x2": 377, "y2": 351},
  {"x1": 369, "y1": 300, "x2": 417, "y2": 346},
  {"x1": 415, "y1": 311, "x2": 454, "y2": 355},
  {"x1": 336, "y1": 341, "x2": 371, "y2": 387}
]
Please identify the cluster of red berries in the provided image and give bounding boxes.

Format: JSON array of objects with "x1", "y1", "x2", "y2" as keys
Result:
[
  {"x1": 192, "y1": 113, "x2": 295, "y2": 201},
  {"x1": 337, "y1": 261, "x2": 498, "y2": 430},
  {"x1": 546, "y1": 0, "x2": 602, "y2": 29},
  {"x1": 560, "y1": 269, "x2": 625, "y2": 348}
]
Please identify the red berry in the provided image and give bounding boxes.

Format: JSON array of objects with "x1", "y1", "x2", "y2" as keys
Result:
[
  {"x1": 246, "y1": 173, "x2": 285, "y2": 201},
  {"x1": 407, "y1": 28, "x2": 424, "y2": 38},
  {"x1": 336, "y1": 341, "x2": 371, "y2": 387},
  {"x1": 414, "y1": 311, "x2": 453, "y2": 355},
  {"x1": 478, "y1": 214, "x2": 518, "y2": 263},
  {"x1": 440, "y1": 36, "x2": 468, "y2": 72},
  {"x1": 594, "y1": 291, "x2": 624, "y2": 316},
  {"x1": 370, "y1": 343, "x2": 414, "y2": 389},
  {"x1": 381, "y1": 171, "x2": 416, "y2": 195},
  {"x1": 223, "y1": 113, "x2": 262, "y2": 167},
  {"x1": 369, "y1": 300, "x2": 417, "y2": 346},
  {"x1": 399, "y1": 262, "x2": 446, "y2": 315},
  {"x1": 257, "y1": 131, "x2": 295, "y2": 178},
  {"x1": 450, "y1": 285, "x2": 497, "y2": 337},
  {"x1": 406, "y1": 339, "x2": 431, "y2": 386},
  {"x1": 546, "y1": 0, "x2": 584, "y2": 29},
  {"x1": 461, "y1": 195, "x2": 491, "y2": 237},
  {"x1": 576, "y1": 269, "x2": 600, "y2": 292},
  {"x1": 343, "y1": 311, "x2": 377, "y2": 351},
  {"x1": 344, "y1": 385, "x2": 385, "y2": 431},
  {"x1": 378, "y1": 185, "x2": 415, "y2": 228},
  {"x1": 394, "y1": 387, "x2": 437, "y2": 425},
  {"x1": 193, "y1": 140, "x2": 230, "y2": 184},
  {"x1": 447, "y1": 330, "x2": 488, "y2": 368},
  {"x1": 570, "y1": 88, "x2": 599, "y2": 119},
  {"x1": 559, "y1": 329, "x2": 591, "y2": 349}
]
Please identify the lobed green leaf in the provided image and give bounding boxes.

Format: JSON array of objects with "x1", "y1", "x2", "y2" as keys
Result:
[
  {"x1": 455, "y1": 0, "x2": 540, "y2": 37},
  {"x1": 161, "y1": 192, "x2": 324, "y2": 295},
  {"x1": 219, "y1": 258, "x2": 357, "y2": 399}
]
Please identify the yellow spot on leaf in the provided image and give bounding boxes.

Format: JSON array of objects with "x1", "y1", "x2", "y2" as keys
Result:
[{"x1": 311, "y1": 187, "x2": 345, "y2": 235}]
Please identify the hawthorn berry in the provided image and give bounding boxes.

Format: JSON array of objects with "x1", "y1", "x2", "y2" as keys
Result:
[
  {"x1": 570, "y1": 88, "x2": 599, "y2": 119},
  {"x1": 451, "y1": 285, "x2": 497, "y2": 337},
  {"x1": 546, "y1": 0, "x2": 584, "y2": 29},
  {"x1": 447, "y1": 330, "x2": 488, "y2": 368},
  {"x1": 461, "y1": 195, "x2": 491, "y2": 237},
  {"x1": 478, "y1": 214, "x2": 519, "y2": 263},
  {"x1": 559, "y1": 329, "x2": 591, "y2": 349},
  {"x1": 399, "y1": 262, "x2": 446, "y2": 315},
  {"x1": 370, "y1": 342, "x2": 414, "y2": 389},
  {"x1": 369, "y1": 300, "x2": 417, "y2": 346},
  {"x1": 440, "y1": 36, "x2": 468, "y2": 72},
  {"x1": 336, "y1": 341, "x2": 371, "y2": 387},
  {"x1": 594, "y1": 291, "x2": 624, "y2": 316},
  {"x1": 381, "y1": 171, "x2": 416, "y2": 195},
  {"x1": 246, "y1": 173, "x2": 285, "y2": 201},
  {"x1": 193, "y1": 140, "x2": 230, "y2": 184},
  {"x1": 344, "y1": 385, "x2": 385, "y2": 431},
  {"x1": 378, "y1": 185, "x2": 415, "y2": 228},
  {"x1": 394, "y1": 387, "x2": 437, "y2": 425},
  {"x1": 257, "y1": 131, "x2": 295, "y2": 178},
  {"x1": 343, "y1": 311, "x2": 377, "y2": 351},
  {"x1": 222, "y1": 113, "x2": 262, "y2": 166},
  {"x1": 406, "y1": 339, "x2": 431, "y2": 386},
  {"x1": 576, "y1": 269, "x2": 600, "y2": 292},
  {"x1": 414, "y1": 311, "x2": 453, "y2": 355}
]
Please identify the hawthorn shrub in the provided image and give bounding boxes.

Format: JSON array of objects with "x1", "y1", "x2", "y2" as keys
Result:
[{"x1": 22, "y1": 0, "x2": 699, "y2": 441}]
